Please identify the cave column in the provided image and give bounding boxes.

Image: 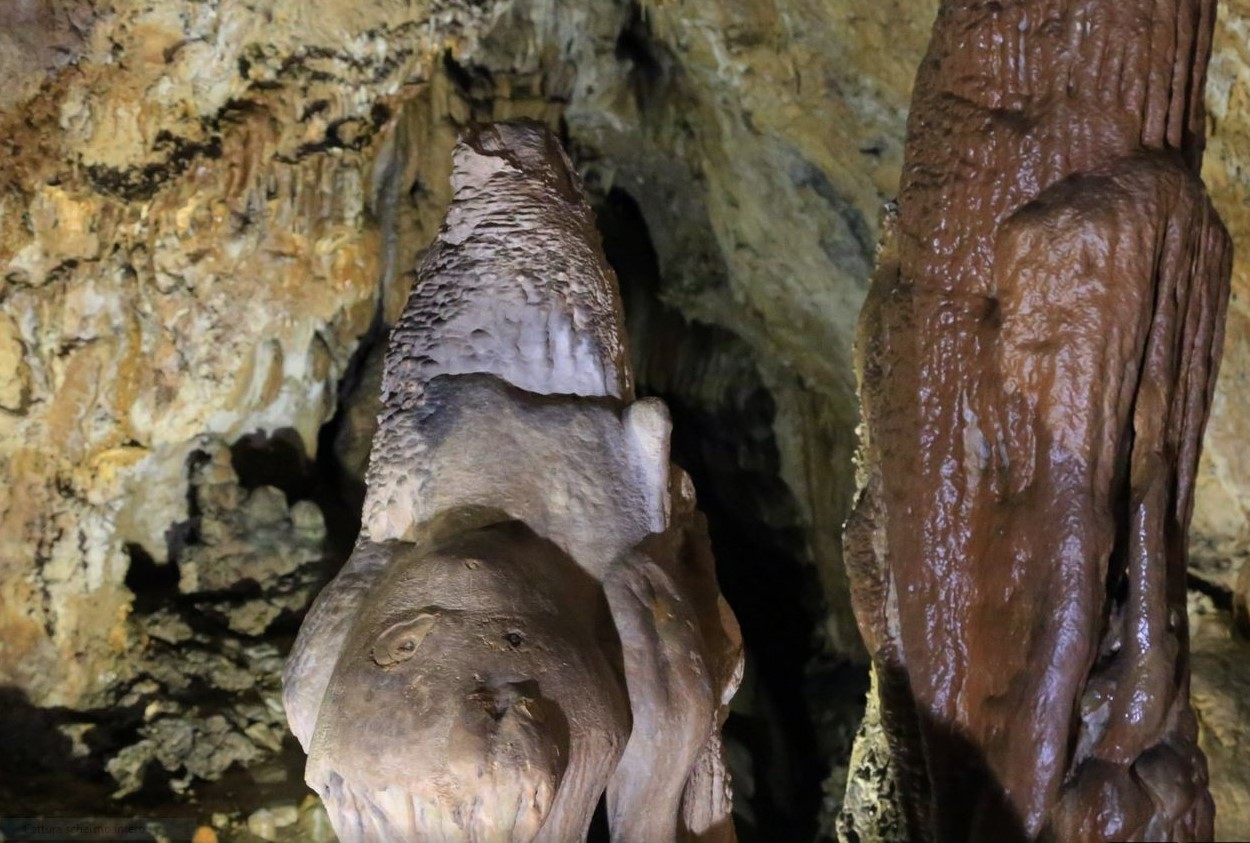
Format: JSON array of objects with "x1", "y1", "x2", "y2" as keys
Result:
[{"x1": 842, "y1": 2, "x2": 1232, "y2": 840}]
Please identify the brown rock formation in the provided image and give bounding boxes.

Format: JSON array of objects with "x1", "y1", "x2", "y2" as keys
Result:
[{"x1": 845, "y1": 2, "x2": 1233, "y2": 841}]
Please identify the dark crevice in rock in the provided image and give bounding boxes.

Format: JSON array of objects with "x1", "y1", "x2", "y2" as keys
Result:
[
  {"x1": 1188, "y1": 571, "x2": 1235, "y2": 613},
  {"x1": 318, "y1": 334, "x2": 388, "y2": 557},
  {"x1": 589, "y1": 793, "x2": 610, "y2": 843},
  {"x1": 0, "y1": 686, "x2": 141, "y2": 815},
  {"x1": 231, "y1": 417, "x2": 364, "y2": 567},
  {"x1": 230, "y1": 429, "x2": 315, "y2": 502},
  {"x1": 615, "y1": 4, "x2": 667, "y2": 111},
  {"x1": 164, "y1": 447, "x2": 212, "y2": 563},
  {"x1": 442, "y1": 49, "x2": 480, "y2": 97},
  {"x1": 442, "y1": 49, "x2": 500, "y2": 119},
  {"x1": 123, "y1": 543, "x2": 180, "y2": 616},
  {"x1": 85, "y1": 131, "x2": 223, "y2": 202}
]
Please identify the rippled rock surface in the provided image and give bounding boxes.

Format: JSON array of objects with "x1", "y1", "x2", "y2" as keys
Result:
[{"x1": 843, "y1": 2, "x2": 1232, "y2": 840}]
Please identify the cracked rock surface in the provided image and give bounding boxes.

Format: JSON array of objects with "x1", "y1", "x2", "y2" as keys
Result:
[{"x1": 103, "y1": 439, "x2": 326, "y2": 799}]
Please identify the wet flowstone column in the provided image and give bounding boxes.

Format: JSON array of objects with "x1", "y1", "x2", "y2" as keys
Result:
[{"x1": 842, "y1": 2, "x2": 1232, "y2": 842}]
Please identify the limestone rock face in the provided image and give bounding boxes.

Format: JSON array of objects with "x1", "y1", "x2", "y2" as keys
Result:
[
  {"x1": 0, "y1": 0, "x2": 921, "y2": 708},
  {"x1": 176, "y1": 443, "x2": 328, "y2": 636},
  {"x1": 0, "y1": 0, "x2": 401, "y2": 706},
  {"x1": 1189, "y1": 593, "x2": 1250, "y2": 841},
  {"x1": 1193, "y1": 0, "x2": 1250, "y2": 591}
]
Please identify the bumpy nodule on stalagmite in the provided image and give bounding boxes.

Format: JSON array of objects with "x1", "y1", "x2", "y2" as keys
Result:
[
  {"x1": 843, "y1": 2, "x2": 1232, "y2": 842},
  {"x1": 282, "y1": 122, "x2": 743, "y2": 843}
]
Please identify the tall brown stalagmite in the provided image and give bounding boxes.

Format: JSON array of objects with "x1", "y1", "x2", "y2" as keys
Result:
[{"x1": 845, "y1": 2, "x2": 1232, "y2": 841}]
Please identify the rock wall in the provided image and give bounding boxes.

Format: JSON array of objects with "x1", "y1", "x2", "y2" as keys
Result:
[
  {"x1": 1190, "y1": 592, "x2": 1250, "y2": 842},
  {"x1": 0, "y1": 0, "x2": 1248, "y2": 833},
  {"x1": 1194, "y1": 0, "x2": 1250, "y2": 590},
  {"x1": 0, "y1": 0, "x2": 916, "y2": 708}
]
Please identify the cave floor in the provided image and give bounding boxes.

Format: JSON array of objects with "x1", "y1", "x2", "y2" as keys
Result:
[{"x1": 2, "y1": 738, "x2": 331, "y2": 843}]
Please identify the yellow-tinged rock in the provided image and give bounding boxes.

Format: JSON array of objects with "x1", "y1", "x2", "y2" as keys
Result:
[
  {"x1": 191, "y1": 826, "x2": 218, "y2": 843},
  {"x1": 0, "y1": 312, "x2": 30, "y2": 411}
]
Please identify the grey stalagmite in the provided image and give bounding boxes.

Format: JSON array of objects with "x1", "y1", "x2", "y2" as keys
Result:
[{"x1": 282, "y1": 121, "x2": 742, "y2": 843}]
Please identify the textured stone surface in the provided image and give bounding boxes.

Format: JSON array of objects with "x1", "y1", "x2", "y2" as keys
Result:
[
  {"x1": 0, "y1": 4, "x2": 916, "y2": 828},
  {"x1": 0, "y1": 0, "x2": 1248, "y2": 834},
  {"x1": 844, "y1": 1, "x2": 1231, "y2": 841},
  {"x1": 284, "y1": 124, "x2": 741, "y2": 842},
  {"x1": 177, "y1": 446, "x2": 326, "y2": 603},
  {"x1": 1189, "y1": 594, "x2": 1250, "y2": 842},
  {"x1": 99, "y1": 439, "x2": 326, "y2": 797},
  {"x1": 834, "y1": 675, "x2": 906, "y2": 843},
  {"x1": 1194, "y1": 0, "x2": 1250, "y2": 582},
  {"x1": 836, "y1": 594, "x2": 1250, "y2": 842},
  {"x1": 0, "y1": 0, "x2": 396, "y2": 706},
  {"x1": 3, "y1": 0, "x2": 1243, "y2": 690},
  {"x1": 105, "y1": 635, "x2": 292, "y2": 798}
]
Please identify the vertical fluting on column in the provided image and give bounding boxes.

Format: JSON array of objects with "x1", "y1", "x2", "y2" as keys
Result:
[{"x1": 845, "y1": 2, "x2": 1232, "y2": 840}]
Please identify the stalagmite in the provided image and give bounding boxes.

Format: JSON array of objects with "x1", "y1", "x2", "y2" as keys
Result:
[
  {"x1": 843, "y1": 2, "x2": 1232, "y2": 841},
  {"x1": 282, "y1": 122, "x2": 742, "y2": 843}
]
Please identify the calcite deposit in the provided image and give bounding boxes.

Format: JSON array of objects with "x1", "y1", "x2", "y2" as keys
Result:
[
  {"x1": 845, "y1": 1, "x2": 1232, "y2": 840},
  {"x1": 284, "y1": 122, "x2": 742, "y2": 842}
]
